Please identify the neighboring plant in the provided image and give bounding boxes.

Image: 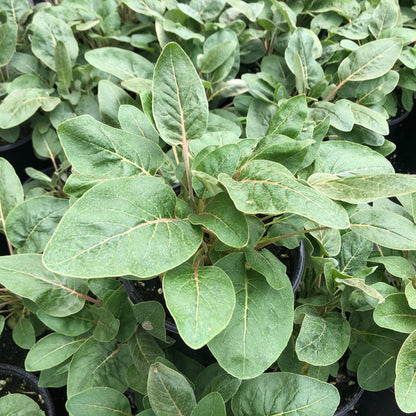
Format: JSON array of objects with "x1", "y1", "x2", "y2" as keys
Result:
[{"x1": 0, "y1": 42, "x2": 413, "y2": 414}]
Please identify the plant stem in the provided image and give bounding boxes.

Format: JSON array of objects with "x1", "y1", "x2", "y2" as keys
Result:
[
  {"x1": 255, "y1": 226, "x2": 330, "y2": 250},
  {"x1": 182, "y1": 140, "x2": 194, "y2": 203}
]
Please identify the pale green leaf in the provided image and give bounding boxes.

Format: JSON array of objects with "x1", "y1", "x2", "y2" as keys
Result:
[{"x1": 0, "y1": 22, "x2": 17, "y2": 66}]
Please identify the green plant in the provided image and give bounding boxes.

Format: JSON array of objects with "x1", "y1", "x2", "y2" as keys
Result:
[{"x1": 0, "y1": 41, "x2": 412, "y2": 414}]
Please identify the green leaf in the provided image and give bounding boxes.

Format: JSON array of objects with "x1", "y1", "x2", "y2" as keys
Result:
[
  {"x1": 350, "y1": 102, "x2": 389, "y2": 135},
  {"x1": 201, "y1": 373, "x2": 241, "y2": 403},
  {"x1": 43, "y1": 177, "x2": 202, "y2": 278},
  {"x1": 189, "y1": 192, "x2": 249, "y2": 248},
  {"x1": 67, "y1": 339, "x2": 130, "y2": 397},
  {"x1": 0, "y1": 394, "x2": 44, "y2": 416},
  {"x1": 244, "y1": 247, "x2": 289, "y2": 291},
  {"x1": 406, "y1": 282, "x2": 416, "y2": 310},
  {"x1": 118, "y1": 105, "x2": 159, "y2": 143},
  {"x1": 0, "y1": 157, "x2": 23, "y2": 232},
  {"x1": 309, "y1": 174, "x2": 416, "y2": 204},
  {"x1": 85, "y1": 47, "x2": 153, "y2": 81},
  {"x1": 285, "y1": 28, "x2": 324, "y2": 89},
  {"x1": 198, "y1": 40, "x2": 237, "y2": 74},
  {"x1": 55, "y1": 40, "x2": 72, "y2": 89},
  {"x1": 152, "y1": 42, "x2": 208, "y2": 146},
  {"x1": 37, "y1": 308, "x2": 94, "y2": 337},
  {"x1": 374, "y1": 293, "x2": 416, "y2": 333},
  {"x1": 296, "y1": 307, "x2": 350, "y2": 366},
  {"x1": 357, "y1": 349, "x2": 396, "y2": 391},
  {"x1": 226, "y1": 0, "x2": 262, "y2": 21},
  {"x1": 98, "y1": 80, "x2": 138, "y2": 127},
  {"x1": 191, "y1": 392, "x2": 226, "y2": 416},
  {"x1": 189, "y1": 0, "x2": 225, "y2": 21},
  {"x1": 219, "y1": 160, "x2": 350, "y2": 229},
  {"x1": 32, "y1": 125, "x2": 62, "y2": 159},
  {"x1": 12, "y1": 316, "x2": 35, "y2": 349},
  {"x1": 0, "y1": 88, "x2": 60, "y2": 129},
  {"x1": 208, "y1": 253, "x2": 294, "y2": 379},
  {"x1": 31, "y1": 12, "x2": 78, "y2": 71},
  {"x1": 338, "y1": 38, "x2": 402, "y2": 82},
  {"x1": 395, "y1": 329, "x2": 416, "y2": 413},
  {"x1": 122, "y1": 0, "x2": 165, "y2": 18},
  {"x1": 231, "y1": 372, "x2": 340, "y2": 416},
  {"x1": 350, "y1": 209, "x2": 416, "y2": 250},
  {"x1": 93, "y1": 308, "x2": 119, "y2": 342},
  {"x1": 0, "y1": 254, "x2": 88, "y2": 316},
  {"x1": 58, "y1": 115, "x2": 164, "y2": 178},
  {"x1": 311, "y1": 141, "x2": 394, "y2": 177},
  {"x1": 5, "y1": 196, "x2": 69, "y2": 254},
  {"x1": 266, "y1": 95, "x2": 308, "y2": 138},
  {"x1": 66, "y1": 387, "x2": 132, "y2": 416},
  {"x1": 164, "y1": 263, "x2": 235, "y2": 349},
  {"x1": 0, "y1": 21, "x2": 17, "y2": 66},
  {"x1": 306, "y1": 221, "x2": 341, "y2": 257},
  {"x1": 369, "y1": 256, "x2": 416, "y2": 280},
  {"x1": 25, "y1": 333, "x2": 86, "y2": 371},
  {"x1": 148, "y1": 362, "x2": 197, "y2": 416},
  {"x1": 132, "y1": 301, "x2": 166, "y2": 341},
  {"x1": 369, "y1": 0, "x2": 400, "y2": 39},
  {"x1": 128, "y1": 326, "x2": 165, "y2": 394},
  {"x1": 312, "y1": 100, "x2": 354, "y2": 132}
]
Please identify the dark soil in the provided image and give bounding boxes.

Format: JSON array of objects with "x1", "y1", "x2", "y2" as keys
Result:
[{"x1": 0, "y1": 326, "x2": 27, "y2": 367}]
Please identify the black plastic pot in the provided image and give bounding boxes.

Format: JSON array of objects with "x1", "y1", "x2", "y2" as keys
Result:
[
  {"x1": 0, "y1": 136, "x2": 51, "y2": 181},
  {"x1": 351, "y1": 388, "x2": 416, "y2": 416},
  {"x1": 387, "y1": 106, "x2": 416, "y2": 174},
  {"x1": 334, "y1": 387, "x2": 364, "y2": 416},
  {"x1": 0, "y1": 363, "x2": 55, "y2": 415}
]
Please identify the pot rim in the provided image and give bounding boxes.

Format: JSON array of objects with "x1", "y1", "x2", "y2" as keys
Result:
[
  {"x1": 0, "y1": 135, "x2": 31, "y2": 152},
  {"x1": 0, "y1": 363, "x2": 55, "y2": 415}
]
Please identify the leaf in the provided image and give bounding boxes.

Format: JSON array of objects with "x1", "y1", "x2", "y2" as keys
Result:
[
  {"x1": 5, "y1": 196, "x2": 69, "y2": 254},
  {"x1": 55, "y1": 40, "x2": 72, "y2": 89},
  {"x1": 93, "y1": 308, "x2": 119, "y2": 342},
  {"x1": 0, "y1": 88, "x2": 60, "y2": 129},
  {"x1": 231, "y1": 372, "x2": 340, "y2": 416},
  {"x1": 148, "y1": 362, "x2": 197, "y2": 416},
  {"x1": 0, "y1": 254, "x2": 88, "y2": 316},
  {"x1": 198, "y1": 40, "x2": 237, "y2": 74},
  {"x1": 32, "y1": 125, "x2": 62, "y2": 159},
  {"x1": 312, "y1": 100, "x2": 354, "y2": 132},
  {"x1": 57, "y1": 115, "x2": 164, "y2": 178},
  {"x1": 67, "y1": 339, "x2": 130, "y2": 397},
  {"x1": 395, "y1": 329, "x2": 416, "y2": 413},
  {"x1": 12, "y1": 316, "x2": 35, "y2": 349},
  {"x1": 128, "y1": 326, "x2": 165, "y2": 394},
  {"x1": 85, "y1": 47, "x2": 154, "y2": 81},
  {"x1": 295, "y1": 307, "x2": 350, "y2": 366},
  {"x1": 43, "y1": 177, "x2": 202, "y2": 278},
  {"x1": 369, "y1": 256, "x2": 416, "y2": 280},
  {"x1": 118, "y1": 105, "x2": 159, "y2": 143},
  {"x1": 0, "y1": 22, "x2": 17, "y2": 66},
  {"x1": 219, "y1": 160, "x2": 350, "y2": 229},
  {"x1": 189, "y1": 0, "x2": 225, "y2": 21},
  {"x1": 132, "y1": 301, "x2": 166, "y2": 341},
  {"x1": 226, "y1": 0, "x2": 262, "y2": 21},
  {"x1": 201, "y1": 373, "x2": 241, "y2": 403},
  {"x1": 164, "y1": 263, "x2": 235, "y2": 349},
  {"x1": 188, "y1": 192, "x2": 249, "y2": 248},
  {"x1": 305, "y1": 221, "x2": 341, "y2": 257},
  {"x1": 285, "y1": 28, "x2": 324, "y2": 89},
  {"x1": 406, "y1": 282, "x2": 416, "y2": 310},
  {"x1": 152, "y1": 42, "x2": 208, "y2": 146},
  {"x1": 98, "y1": 80, "x2": 138, "y2": 127},
  {"x1": 191, "y1": 393, "x2": 226, "y2": 416},
  {"x1": 0, "y1": 157, "x2": 23, "y2": 233},
  {"x1": 350, "y1": 102, "x2": 389, "y2": 135},
  {"x1": 369, "y1": 0, "x2": 400, "y2": 39},
  {"x1": 311, "y1": 141, "x2": 394, "y2": 177},
  {"x1": 122, "y1": 0, "x2": 165, "y2": 18},
  {"x1": 266, "y1": 95, "x2": 308, "y2": 138},
  {"x1": 25, "y1": 333, "x2": 86, "y2": 371},
  {"x1": 374, "y1": 293, "x2": 416, "y2": 333},
  {"x1": 338, "y1": 38, "x2": 402, "y2": 82},
  {"x1": 0, "y1": 394, "x2": 44, "y2": 416},
  {"x1": 357, "y1": 349, "x2": 396, "y2": 391},
  {"x1": 350, "y1": 209, "x2": 416, "y2": 250},
  {"x1": 208, "y1": 253, "x2": 294, "y2": 379},
  {"x1": 31, "y1": 12, "x2": 78, "y2": 71},
  {"x1": 66, "y1": 387, "x2": 132, "y2": 416},
  {"x1": 309, "y1": 174, "x2": 416, "y2": 204}
]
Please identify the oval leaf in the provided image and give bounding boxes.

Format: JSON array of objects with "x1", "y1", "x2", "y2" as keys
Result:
[{"x1": 43, "y1": 177, "x2": 202, "y2": 278}]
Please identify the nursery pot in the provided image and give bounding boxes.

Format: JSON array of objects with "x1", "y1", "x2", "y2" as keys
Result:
[
  {"x1": 387, "y1": 105, "x2": 416, "y2": 174},
  {"x1": 0, "y1": 363, "x2": 55, "y2": 415},
  {"x1": 122, "y1": 240, "x2": 306, "y2": 334},
  {"x1": 334, "y1": 386, "x2": 364, "y2": 416}
]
